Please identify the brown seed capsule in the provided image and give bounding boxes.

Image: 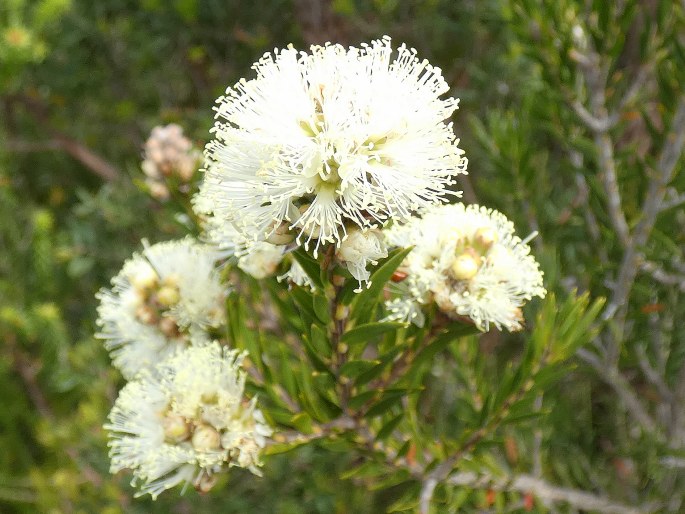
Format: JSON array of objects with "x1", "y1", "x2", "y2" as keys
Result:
[{"x1": 391, "y1": 270, "x2": 408, "y2": 283}]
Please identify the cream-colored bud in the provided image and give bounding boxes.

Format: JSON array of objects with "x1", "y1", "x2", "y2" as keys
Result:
[
  {"x1": 162, "y1": 414, "x2": 190, "y2": 443},
  {"x1": 474, "y1": 226, "x2": 498, "y2": 249},
  {"x1": 130, "y1": 267, "x2": 158, "y2": 291},
  {"x1": 158, "y1": 316, "x2": 180, "y2": 338},
  {"x1": 266, "y1": 221, "x2": 296, "y2": 245},
  {"x1": 148, "y1": 181, "x2": 170, "y2": 200},
  {"x1": 176, "y1": 157, "x2": 196, "y2": 182},
  {"x1": 194, "y1": 473, "x2": 218, "y2": 494},
  {"x1": 156, "y1": 285, "x2": 180, "y2": 307},
  {"x1": 298, "y1": 204, "x2": 321, "y2": 238},
  {"x1": 451, "y1": 253, "x2": 480, "y2": 280},
  {"x1": 135, "y1": 305, "x2": 158, "y2": 325},
  {"x1": 192, "y1": 424, "x2": 222, "y2": 452}
]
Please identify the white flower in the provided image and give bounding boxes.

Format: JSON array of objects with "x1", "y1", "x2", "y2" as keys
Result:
[
  {"x1": 384, "y1": 203, "x2": 546, "y2": 331},
  {"x1": 96, "y1": 239, "x2": 226, "y2": 379},
  {"x1": 383, "y1": 295, "x2": 425, "y2": 327},
  {"x1": 278, "y1": 260, "x2": 316, "y2": 290},
  {"x1": 197, "y1": 214, "x2": 288, "y2": 279},
  {"x1": 196, "y1": 36, "x2": 467, "y2": 256},
  {"x1": 237, "y1": 242, "x2": 286, "y2": 279},
  {"x1": 105, "y1": 343, "x2": 272, "y2": 499},
  {"x1": 336, "y1": 228, "x2": 387, "y2": 290}
]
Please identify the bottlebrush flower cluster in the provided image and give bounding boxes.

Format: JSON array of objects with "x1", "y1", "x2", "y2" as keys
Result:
[{"x1": 97, "y1": 36, "x2": 545, "y2": 500}]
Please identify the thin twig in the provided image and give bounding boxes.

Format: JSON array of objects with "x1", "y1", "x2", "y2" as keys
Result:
[
  {"x1": 269, "y1": 416, "x2": 356, "y2": 446},
  {"x1": 6, "y1": 95, "x2": 121, "y2": 181},
  {"x1": 446, "y1": 471, "x2": 654, "y2": 514},
  {"x1": 604, "y1": 96, "x2": 685, "y2": 361},
  {"x1": 577, "y1": 348, "x2": 658, "y2": 435},
  {"x1": 635, "y1": 345, "x2": 673, "y2": 404},
  {"x1": 7, "y1": 336, "x2": 103, "y2": 488},
  {"x1": 419, "y1": 369, "x2": 539, "y2": 514},
  {"x1": 570, "y1": 47, "x2": 631, "y2": 247},
  {"x1": 640, "y1": 261, "x2": 685, "y2": 290}
]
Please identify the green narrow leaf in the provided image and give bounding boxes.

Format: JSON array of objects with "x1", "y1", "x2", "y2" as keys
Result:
[
  {"x1": 344, "y1": 247, "x2": 413, "y2": 314},
  {"x1": 310, "y1": 323, "x2": 332, "y2": 358},
  {"x1": 341, "y1": 461, "x2": 386, "y2": 480},
  {"x1": 289, "y1": 284, "x2": 317, "y2": 323},
  {"x1": 411, "y1": 323, "x2": 481, "y2": 371},
  {"x1": 289, "y1": 412, "x2": 313, "y2": 433},
  {"x1": 348, "y1": 390, "x2": 378, "y2": 410},
  {"x1": 340, "y1": 321, "x2": 406, "y2": 346},
  {"x1": 376, "y1": 413, "x2": 404, "y2": 440},
  {"x1": 364, "y1": 391, "x2": 404, "y2": 418},
  {"x1": 340, "y1": 359, "x2": 381, "y2": 379},
  {"x1": 387, "y1": 484, "x2": 421, "y2": 512},
  {"x1": 263, "y1": 440, "x2": 311, "y2": 456},
  {"x1": 312, "y1": 292, "x2": 330, "y2": 324},
  {"x1": 291, "y1": 248, "x2": 324, "y2": 289},
  {"x1": 300, "y1": 333, "x2": 331, "y2": 372}
]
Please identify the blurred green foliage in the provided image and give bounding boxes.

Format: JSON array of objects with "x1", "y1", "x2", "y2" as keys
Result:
[{"x1": 1, "y1": 0, "x2": 684, "y2": 512}]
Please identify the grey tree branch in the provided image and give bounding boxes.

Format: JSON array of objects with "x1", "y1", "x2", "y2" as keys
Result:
[
  {"x1": 577, "y1": 348, "x2": 659, "y2": 435},
  {"x1": 6, "y1": 95, "x2": 121, "y2": 182},
  {"x1": 446, "y1": 471, "x2": 655, "y2": 514},
  {"x1": 640, "y1": 261, "x2": 685, "y2": 291},
  {"x1": 635, "y1": 344, "x2": 674, "y2": 404},
  {"x1": 604, "y1": 95, "x2": 685, "y2": 356}
]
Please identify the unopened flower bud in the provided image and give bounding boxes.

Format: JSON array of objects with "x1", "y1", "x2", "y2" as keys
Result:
[
  {"x1": 266, "y1": 221, "x2": 296, "y2": 245},
  {"x1": 131, "y1": 267, "x2": 158, "y2": 291},
  {"x1": 474, "y1": 226, "x2": 497, "y2": 249},
  {"x1": 157, "y1": 285, "x2": 180, "y2": 307},
  {"x1": 192, "y1": 424, "x2": 222, "y2": 452},
  {"x1": 148, "y1": 181, "x2": 170, "y2": 200},
  {"x1": 158, "y1": 317, "x2": 180, "y2": 338},
  {"x1": 195, "y1": 473, "x2": 218, "y2": 493},
  {"x1": 451, "y1": 252, "x2": 480, "y2": 280},
  {"x1": 135, "y1": 305, "x2": 158, "y2": 325},
  {"x1": 298, "y1": 204, "x2": 321, "y2": 238},
  {"x1": 162, "y1": 414, "x2": 190, "y2": 443}
]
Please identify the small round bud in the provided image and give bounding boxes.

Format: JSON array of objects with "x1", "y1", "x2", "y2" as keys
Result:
[
  {"x1": 391, "y1": 270, "x2": 408, "y2": 283},
  {"x1": 195, "y1": 473, "x2": 218, "y2": 494},
  {"x1": 451, "y1": 253, "x2": 480, "y2": 280},
  {"x1": 130, "y1": 267, "x2": 158, "y2": 291},
  {"x1": 156, "y1": 285, "x2": 180, "y2": 307},
  {"x1": 158, "y1": 317, "x2": 181, "y2": 338},
  {"x1": 474, "y1": 226, "x2": 498, "y2": 249},
  {"x1": 135, "y1": 305, "x2": 158, "y2": 325},
  {"x1": 148, "y1": 181, "x2": 170, "y2": 200},
  {"x1": 266, "y1": 221, "x2": 296, "y2": 245},
  {"x1": 298, "y1": 204, "x2": 321, "y2": 238},
  {"x1": 176, "y1": 157, "x2": 196, "y2": 182},
  {"x1": 192, "y1": 424, "x2": 222, "y2": 452},
  {"x1": 162, "y1": 414, "x2": 190, "y2": 443}
]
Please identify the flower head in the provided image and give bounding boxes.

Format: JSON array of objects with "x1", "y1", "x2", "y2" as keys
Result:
[
  {"x1": 336, "y1": 228, "x2": 387, "y2": 290},
  {"x1": 142, "y1": 124, "x2": 201, "y2": 200},
  {"x1": 106, "y1": 343, "x2": 272, "y2": 499},
  {"x1": 196, "y1": 36, "x2": 467, "y2": 256},
  {"x1": 384, "y1": 203, "x2": 546, "y2": 331},
  {"x1": 197, "y1": 213, "x2": 288, "y2": 280},
  {"x1": 96, "y1": 239, "x2": 226, "y2": 379}
]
